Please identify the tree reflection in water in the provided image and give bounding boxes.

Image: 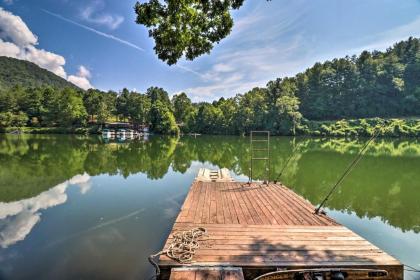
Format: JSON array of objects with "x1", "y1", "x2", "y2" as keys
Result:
[{"x1": 0, "y1": 134, "x2": 419, "y2": 233}]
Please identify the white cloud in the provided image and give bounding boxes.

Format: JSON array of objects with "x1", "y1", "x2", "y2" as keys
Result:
[
  {"x1": 0, "y1": 211, "x2": 41, "y2": 248},
  {"x1": 0, "y1": 173, "x2": 91, "y2": 248},
  {"x1": 179, "y1": 37, "x2": 305, "y2": 101},
  {"x1": 78, "y1": 65, "x2": 91, "y2": 79},
  {"x1": 231, "y1": 13, "x2": 263, "y2": 36},
  {"x1": 0, "y1": 8, "x2": 93, "y2": 87},
  {"x1": 179, "y1": 79, "x2": 268, "y2": 102},
  {"x1": 345, "y1": 15, "x2": 420, "y2": 57},
  {"x1": 68, "y1": 75, "x2": 91, "y2": 90},
  {"x1": 80, "y1": 1, "x2": 124, "y2": 30},
  {"x1": 69, "y1": 172, "x2": 92, "y2": 194},
  {"x1": 0, "y1": 38, "x2": 20, "y2": 57},
  {"x1": 0, "y1": 7, "x2": 37, "y2": 46},
  {"x1": 23, "y1": 45, "x2": 67, "y2": 78},
  {"x1": 213, "y1": 63, "x2": 234, "y2": 73},
  {"x1": 175, "y1": 1, "x2": 309, "y2": 101},
  {"x1": 68, "y1": 66, "x2": 93, "y2": 90},
  {"x1": 178, "y1": 0, "x2": 420, "y2": 102},
  {"x1": 0, "y1": 8, "x2": 67, "y2": 78},
  {"x1": 0, "y1": 40, "x2": 68, "y2": 78}
]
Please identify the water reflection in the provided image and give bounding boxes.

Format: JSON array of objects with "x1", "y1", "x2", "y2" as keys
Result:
[
  {"x1": 1, "y1": 135, "x2": 420, "y2": 232},
  {"x1": 0, "y1": 135, "x2": 419, "y2": 279},
  {"x1": 0, "y1": 174, "x2": 91, "y2": 248}
]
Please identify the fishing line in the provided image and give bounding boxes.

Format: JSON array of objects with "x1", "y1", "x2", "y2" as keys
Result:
[
  {"x1": 273, "y1": 138, "x2": 306, "y2": 184},
  {"x1": 315, "y1": 127, "x2": 383, "y2": 215},
  {"x1": 404, "y1": 263, "x2": 420, "y2": 273},
  {"x1": 46, "y1": 208, "x2": 145, "y2": 248}
]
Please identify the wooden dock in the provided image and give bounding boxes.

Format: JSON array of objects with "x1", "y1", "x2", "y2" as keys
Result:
[{"x1": 158, "y1": 169, "x2": 403, "y2": 279}]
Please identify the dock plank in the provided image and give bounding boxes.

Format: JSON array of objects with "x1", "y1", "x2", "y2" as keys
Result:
[
  {"x1": 221, "y1": 183, "x2": 233, "y2": 224},
  {"x1": 159, "y1": 180, "x2": 403, "y2": 279},
  {"x1": 170, "y1": 268, "x2": 244, "y2": 280},
  {"x1": 227, "y1": 182, "x2": 246, "y2": 224}
]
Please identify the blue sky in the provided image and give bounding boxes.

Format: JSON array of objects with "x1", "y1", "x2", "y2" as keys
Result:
[{"x1": 1, "y1": 0, "x2": 420, "y2": 101}]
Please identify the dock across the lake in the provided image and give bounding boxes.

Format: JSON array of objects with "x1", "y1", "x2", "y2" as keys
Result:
[{"x1": 157, "y1": 169, "x2": 403, "y2": 279}]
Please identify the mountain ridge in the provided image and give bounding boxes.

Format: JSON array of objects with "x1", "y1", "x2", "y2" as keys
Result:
[{"x1": 0, "y1": 56, "x2": 80, "y2": 90}]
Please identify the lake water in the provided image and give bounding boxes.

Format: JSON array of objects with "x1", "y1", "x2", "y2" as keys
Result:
[{"x1": 0, "y1": 135, "x2": 419, "y2": 280}]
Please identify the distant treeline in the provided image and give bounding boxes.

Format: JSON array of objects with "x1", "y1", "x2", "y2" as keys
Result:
[{"x1": 1, "y1": 37, "x2": 420, "y2": 136}]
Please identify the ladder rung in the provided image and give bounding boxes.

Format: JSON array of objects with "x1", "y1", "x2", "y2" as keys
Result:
[
  {"x1": 253, "y1": 148, "x2": 268, "y2": 151},
  {"x1": 252, "y1": 158, "x2": 269, "y2": 160},
  {"x1": 252, "y1": 140, "x2": 268, "y2": 142}
]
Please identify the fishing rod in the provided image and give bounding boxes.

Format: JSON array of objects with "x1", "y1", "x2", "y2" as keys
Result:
[
  {"x1": 315, "y1": 128, "x2": 381, "y2": 215},
  {"x1": 404, "y1": 263, "x2": 420, "y2": 273},
  {"x1": 273, "y1": 138, "x2": 306, "y2": 184}
]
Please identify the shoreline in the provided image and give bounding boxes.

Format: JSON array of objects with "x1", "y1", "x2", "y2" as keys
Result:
[
  {"x1": 0, "y1": 126, "x2": 101, "y2": 135},
  {"x1": 1, "y1": 127, "x2": 419, "y2": 138},
  {"x1": 1, "y1": 117, "x2": 419, "y2": 138}
]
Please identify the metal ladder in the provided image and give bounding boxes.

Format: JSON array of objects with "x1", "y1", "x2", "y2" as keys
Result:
[{"x1": 249, "y1": 131, "x2": 270, "y2": 184}]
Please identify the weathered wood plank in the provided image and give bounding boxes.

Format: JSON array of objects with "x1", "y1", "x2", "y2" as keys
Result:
[
  {"x1": 201, "y1": 182, "x2": 211, "y2": 224},
  {"x1": 169, "y1": 270, "x2": 196, "y2": 280},
  {"x1": 252, "y1": 186, "x2": 279, "y2": 225},
  {"x1": 221, "y1": 268, "x2": 245, "y2": 280},
  {"x1": 231, "y1": 183, "x2": 255, "y2": 224},
  {"x1": 194, "y1": 269, "x2": 220, "y2": 280},
  {"x1": 209, "y1": 181, "x2": 218, "y2": 224},
  {"x1": 173, "y1": 223, "x2": 351, "y2": 231},
  {"x1": 159, "y1": 179, "x2": 403, "y2": 280},
  {"x1": 240, "y1": 186, "x2": 264, "y2": 224},
  {"x1": 220, "y1": 182, "x2": 233, "y2": 224},
  {"x1": 170, "y1": 267, "x2": 244, "y2": 280},
  {"x1": 161, "y1": 257, "x2": 401, "y2": 266},
  {"x1": 227, "y1": 182, "x2": 246, "y2": 224},
  {"x1": 193, "y1": 181, "x2": 206, "y2": 224},
  {"x1": 216, "y1": 183, "x2": 225, "y2": 224}
]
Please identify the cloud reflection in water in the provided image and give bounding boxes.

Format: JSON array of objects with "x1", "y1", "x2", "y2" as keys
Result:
[{"x1": 0, "y1": 173, "x2": 91, "y2": 248}]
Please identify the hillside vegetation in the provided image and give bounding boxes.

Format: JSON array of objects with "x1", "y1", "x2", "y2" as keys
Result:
[
  {"x1": 0, "y1": 38, "x2": 419, "y2": 136},
  {"x1": 0, "y1": 56, "x2": 78, "y2": 90}
]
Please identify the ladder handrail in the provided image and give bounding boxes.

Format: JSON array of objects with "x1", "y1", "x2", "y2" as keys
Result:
[{"x1": 249, "y1": 131, "x2": 270, "y2": 184}]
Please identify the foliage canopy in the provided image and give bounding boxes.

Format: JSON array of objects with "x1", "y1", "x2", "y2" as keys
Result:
[
  {"x1": 0, "y1": 57, "x2": 79, "y2": 90},
  {"x1": 134, "y1": 0, "x2": 245, "y2": 65}
]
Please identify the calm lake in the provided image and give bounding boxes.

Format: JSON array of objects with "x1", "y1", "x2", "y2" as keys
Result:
[{"x1": 0, "y1": 134, "x2": 419, "y2": 280}]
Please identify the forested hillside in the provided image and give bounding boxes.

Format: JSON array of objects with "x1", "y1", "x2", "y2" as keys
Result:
[
  {"x1": 0, "y1": 38, "x2": 419, "y2": 136},
  {"x1": 297, "y1": 37, "x2": 420, "y2": 120},
  {"x1": 0, "y1": 57, "x2": 78, "y2": 90}
]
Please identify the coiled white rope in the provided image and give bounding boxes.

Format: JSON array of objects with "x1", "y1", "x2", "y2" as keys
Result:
[{"x1": 148, "y1": 227, "x2": 207, "y2": 277}]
